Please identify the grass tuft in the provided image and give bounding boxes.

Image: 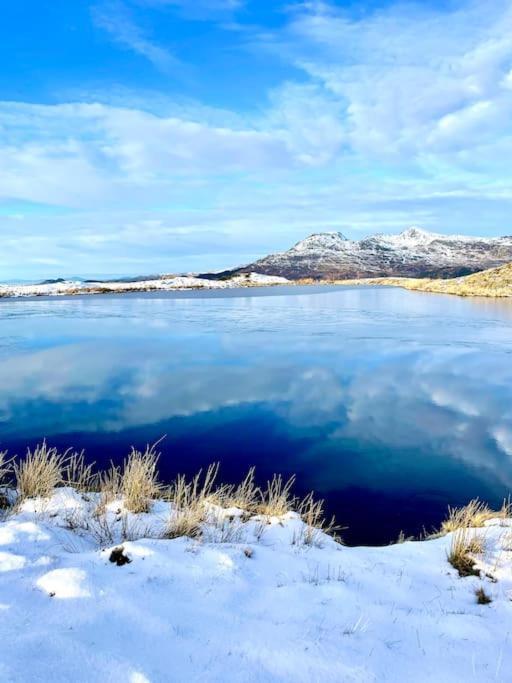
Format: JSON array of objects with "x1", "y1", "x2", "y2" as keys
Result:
[
  {"x1": 221, "y1": 467, "x2": 259, "y2": 512},
  {"x1": 121, "y1": 443, "x2": 164, "y2": 514},
  {"x1": 164, "y1": 464, "x2": 220, "y2": 539},
  {"x1": 0, "y1": 450, "x2": 13, "y2": 485},
  {"x1": 295, "y1": 493, "x2": 340, "y2": 546},
  {"x1": 440, "y1": 498, "x2": 510, "y2": 535},
  {"x1": 95, "y1": 463, "x2": 122, "y2": 515},
  {"x1": 14, "y1": 441, "x2": 68, "y2": 501},
  {"x1": 0, "y1": 450, "x2": 14, "y2": 509},
  {"x1": 257, "y1": 474, "x2": 296, "y2": 517},
  {"x1": 447, "y1": 528, "x2": 484, "y2": 577},
  {"x1": 63, "y1": 451, "x2": 97, "y2": 492}
]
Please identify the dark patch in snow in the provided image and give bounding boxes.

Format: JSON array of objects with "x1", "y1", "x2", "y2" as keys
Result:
[{"x1": 109, "y1": 546, "x2": 132, "y2": 566}]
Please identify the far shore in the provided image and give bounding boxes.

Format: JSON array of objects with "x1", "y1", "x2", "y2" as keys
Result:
[{"x1": 2, "y1": 265, "x2": 512, "y2": 299}]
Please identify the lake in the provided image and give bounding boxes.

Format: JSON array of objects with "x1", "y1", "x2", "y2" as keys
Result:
[{"x1": 1, "y1": 284, "x2": 511, "y2": 545}]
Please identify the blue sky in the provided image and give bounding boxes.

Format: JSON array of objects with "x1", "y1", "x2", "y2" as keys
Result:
[{"x1": 1, "y1": 0, "x2": 512, "y2": 279}]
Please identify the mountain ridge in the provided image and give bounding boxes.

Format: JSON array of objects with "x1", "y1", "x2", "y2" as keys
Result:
[{"x1": 214, "y1": 228, "x2": 512, "y2": 280}]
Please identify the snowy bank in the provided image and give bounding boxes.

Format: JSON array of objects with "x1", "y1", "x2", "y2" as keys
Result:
[
  {"x1": 0, "y1": 272, "x2": 289, "y2": 299},
  {"x1": 1, "y1": 486, "x2": 511, "y2": 682}
]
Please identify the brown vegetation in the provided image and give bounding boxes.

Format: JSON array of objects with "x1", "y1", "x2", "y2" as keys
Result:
[{"x1": 335, "y1": 262, "x2": 512, "y2": 298}]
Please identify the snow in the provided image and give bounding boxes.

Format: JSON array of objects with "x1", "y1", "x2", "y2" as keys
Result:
[
  {"x1": 1, "y1": 488, "x2": 511, "y2": 682},
  {"x1": 378, "y1": 227, "x2": 440, "y2": 247},
  {"x1": 291, "y1": 232, "x2": 349, "y2": 252},
  {"x1": 0, "y1": 273, "x2": 289, "y2": 299}
]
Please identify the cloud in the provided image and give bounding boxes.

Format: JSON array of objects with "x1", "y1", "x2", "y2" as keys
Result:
[
  {"x1": 0, "y1": 101, "x2": 292, "y2": 209},
  {"x1": 265, "y1": 0, "x2": 512, "y2": 168},
  {"x1": 91, "y1": 0, "x2": 181, "y2": 72}
]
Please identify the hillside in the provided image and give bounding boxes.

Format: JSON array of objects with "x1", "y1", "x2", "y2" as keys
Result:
[
  {"x1": 348, "y1": 262, "x2": 512, "y2": 297},
  {"x1": 222, "y1": 228, "x2": 512, "y2": 280}
]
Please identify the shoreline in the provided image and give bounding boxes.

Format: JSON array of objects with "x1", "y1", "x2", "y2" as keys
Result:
[{"x1": 3, "y1": 270, "x2": 512, "y2": 300}]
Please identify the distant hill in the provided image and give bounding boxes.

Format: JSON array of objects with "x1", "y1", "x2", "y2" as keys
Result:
[
  {"x1": 359, "y1": 262, "x2": 512, "y2": 297},
  {"x1": 213, "y1": 228, "x2": 512, "y2": 280}
]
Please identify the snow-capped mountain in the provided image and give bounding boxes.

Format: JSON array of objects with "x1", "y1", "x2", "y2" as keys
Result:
[{"x1": 226, "y1": 227, "x2": 512, "y2": 280}]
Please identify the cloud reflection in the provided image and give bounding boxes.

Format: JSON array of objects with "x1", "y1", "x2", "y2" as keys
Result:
[{"x1": 0, "y1": 337, "x2": 511, "y2": 489}]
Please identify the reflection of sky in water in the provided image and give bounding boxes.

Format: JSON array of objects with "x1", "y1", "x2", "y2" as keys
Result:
[{"x1": 1, "y1": 285, "x2": 511, "y2": 543}]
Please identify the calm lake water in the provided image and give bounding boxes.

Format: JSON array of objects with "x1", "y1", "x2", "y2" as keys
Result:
[{"x1": 1, "y1": 284, "x2": 511, "y2": 545}]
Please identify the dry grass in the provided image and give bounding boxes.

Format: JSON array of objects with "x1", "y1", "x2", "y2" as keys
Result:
[
  {"x1": 164, "y1": 464, "x2": 220, "y2": 539},
  {"x1": 336, "y1": 262, "x2": 512, "y2": 299},
  {"x1": 440, "y1": 498, "x2": 510, "y2": 534},
  {"x1": 395, "y1": 530, "x2": 415, "y2": 544},
  {"x1": 0, "y1": 450, "x2": 14, "y2": 509},
  {"x1": 0, "y1": 450, "x2": 13, "y2": 486},
  {"x1": 221, "y1": 467, "x2": 259, "y2": 512},
  {"x1": 294, "y1": 493, "x2": 340, "y2": 547},
  {"x1": 14, "y1": 441, "x2": 69, "y2": 501},
  {"x1": 7, "y1": 442, "x2": 342, "y2": 546},
  {"x1": 63, "y1": 451, "x2": 97, "y2": 492},
  {"x1": 95, "y1": 463, "x2": 122, "y2": 515},
  {"x1": 257, "y1": 474, "x2": 297, "y2": 517},
  {"x1": 447, "y1": 528, "x2": 485, "y2": 577},
  {"x1": 121, "y1": 444, "x2": 164, "y2": 514}
]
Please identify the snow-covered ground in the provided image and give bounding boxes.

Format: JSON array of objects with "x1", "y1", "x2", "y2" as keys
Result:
[
  {"x1": 0, "y1": 273, "x2": 289, "y2": 299},
  {"x1": 1, "y1": 489, "x2": 511, "y2": 682}
]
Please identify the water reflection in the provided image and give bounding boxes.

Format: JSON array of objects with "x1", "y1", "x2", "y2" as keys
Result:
[{"x1": 0, "y1": 286, "x2": 511, "y2": 543}]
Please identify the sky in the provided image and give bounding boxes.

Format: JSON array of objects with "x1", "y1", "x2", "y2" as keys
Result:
[{"x1": 1, "y1": 0, "x2": 512, "y2": 280}]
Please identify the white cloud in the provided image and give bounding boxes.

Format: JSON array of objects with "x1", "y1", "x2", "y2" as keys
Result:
[
  {"x1": 91, "y1": 0, "x2": 181, "y2": 72},
  {"x1": 0, "y1": 101, "x2": 294, "y2": 209},
  {"x1": 269, "y1": 0, "x2": 512, "y2": 167}
]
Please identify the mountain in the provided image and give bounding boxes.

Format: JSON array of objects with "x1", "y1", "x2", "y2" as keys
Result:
[{"x1": 218, "y1": 228, "x2": 512, "y2": 280}]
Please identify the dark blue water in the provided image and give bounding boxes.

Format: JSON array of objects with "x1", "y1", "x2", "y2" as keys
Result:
[{"x1": 1, "y1": 284, "x2": 511, "y2": 544}]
